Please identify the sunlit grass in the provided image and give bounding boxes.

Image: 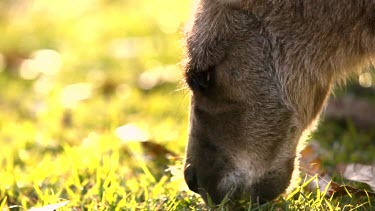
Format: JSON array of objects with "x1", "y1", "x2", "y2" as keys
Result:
[{"x1": 0, "y1": 0, "x2": 374, "y2": 210}]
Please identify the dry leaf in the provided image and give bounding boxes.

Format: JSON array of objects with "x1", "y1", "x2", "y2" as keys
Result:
[
  {"x1": 141, "y1": 141, "x2": 178, "y2": 173},
  {"x1": 28, "y1": 201, "x2": 70, "y2": 211},
  {"x1": 337, "y1": 163, "x2": 375, "y2": 191},
  {"x1": 141, "y1": 140, "x2": 177, "y2": 160},
  {"x1": 303, "y1": 173, "x2": 375, "y2": 197},
  {"x1": 300, "y1": 143, "x2": 375, "y2": 197},
  {"x1": 328, "y1": 180, "x2": 375, "y2": 197},
  {"x1": 299, "y1": 142, "x2": 322, "y2": 175}
]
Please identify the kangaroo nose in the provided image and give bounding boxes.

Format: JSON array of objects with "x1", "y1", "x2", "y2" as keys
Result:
[{"x1": 184, "y1": 164, "x2": 199, "y2": 193}]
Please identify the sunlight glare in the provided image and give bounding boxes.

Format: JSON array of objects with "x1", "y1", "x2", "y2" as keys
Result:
[
  {"x1": 0, "y1": 53, "x2": 4, "y2": 72},
  {"x1": 115, "y1": 124, "x2": 149, "y2": 142},
  {"x1": 33, "y1": 76, "x2": 54, "y2": 95},
  {"x1": 138, "y1": 65, "x2": 181, "y2": 90},
  {"x1": 359, "y1": 72, "x2": 372, "y2": 88},
  {"x1": 109, "y1": 38, "x2": 142, "y2": 59},
  {"x1": 61, "y1": 83, "x2": 93, "y2": 108},
  {"x1": 19, "y1": 59, "x2": 40, "y2": 80},
  {"x1": 19, "y1": 49, "x2": 62, "y2": 80}
]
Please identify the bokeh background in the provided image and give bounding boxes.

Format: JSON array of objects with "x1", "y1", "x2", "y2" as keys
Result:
[
  {"x1": 0, "y1": 0, "x2": 374, "y2": 210},
  {"x1": 0, "y1": 0, "x2": 200, "y2": 210}
]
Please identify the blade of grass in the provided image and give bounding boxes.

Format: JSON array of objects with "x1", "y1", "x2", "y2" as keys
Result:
[{"x1": 0, "y1": 197, "x2": 7, "y2": 210}]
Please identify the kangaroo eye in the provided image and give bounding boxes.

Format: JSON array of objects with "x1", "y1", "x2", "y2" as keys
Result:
[{"x1": 186, "y1": 66, "x2": 215, "y2": 92}]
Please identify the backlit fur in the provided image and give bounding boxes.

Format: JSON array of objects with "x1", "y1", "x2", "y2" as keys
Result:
[{"x1": 183, "y1": 0, "x2": 375, "y2": 205}]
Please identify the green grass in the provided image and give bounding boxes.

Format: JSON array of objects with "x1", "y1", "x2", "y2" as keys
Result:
[{"x1": 0, "y1": 0, "x2": 374, "y2": 210}]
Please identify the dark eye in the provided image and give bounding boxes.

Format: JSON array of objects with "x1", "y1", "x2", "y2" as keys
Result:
[{"x1": 186, "y1": 66, "x2": 215, "y2": 92}]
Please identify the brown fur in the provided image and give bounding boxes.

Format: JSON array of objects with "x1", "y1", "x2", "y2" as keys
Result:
[{"x1": 183, "y1": 0, "x2": 375, "y2": 205}]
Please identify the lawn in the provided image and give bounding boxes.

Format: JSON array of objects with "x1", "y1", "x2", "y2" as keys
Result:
[{"x1": 0, "y1": 0, "x2": 374, "y2": 210}]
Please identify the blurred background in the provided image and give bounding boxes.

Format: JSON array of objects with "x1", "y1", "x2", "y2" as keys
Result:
[
  {"x1": 0, "y1": 0, "x2": 199, "y2": 209},
  {"x1": 0, "y1": 0, "x2": 374, "y2": 210}
]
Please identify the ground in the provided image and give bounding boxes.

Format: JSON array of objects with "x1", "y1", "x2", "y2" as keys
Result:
[{"x1": 0, "y1": 0, "x2": 374, "y2": 210}]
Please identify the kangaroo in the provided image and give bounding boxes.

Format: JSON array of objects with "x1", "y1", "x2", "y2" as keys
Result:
[{"x1": 183, "y1": 0, "x2": 375, "y2": 205}]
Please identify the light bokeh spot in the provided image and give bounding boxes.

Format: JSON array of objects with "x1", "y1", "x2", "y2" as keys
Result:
[
  {"x1": 19, "y1": 49, "x2": 62, "y2": 80},
  {"x1": 359, "y1": 72, "x2": 372, "y2": 88},
  {"x1": 61, "y1": 83, "x2": 93, "y2": 108},
  {"x1": 115, "y1": 124, "x2": 149, "y2": 142}
]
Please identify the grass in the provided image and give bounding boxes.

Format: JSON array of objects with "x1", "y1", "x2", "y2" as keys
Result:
[{"x1": 0, "y1": 0, "x2": 374, "y2": 210}]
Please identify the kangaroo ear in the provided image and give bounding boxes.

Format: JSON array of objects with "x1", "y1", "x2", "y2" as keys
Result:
[{"x1": 185, "y1": 66, "x2": 216, "y2": 92}]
